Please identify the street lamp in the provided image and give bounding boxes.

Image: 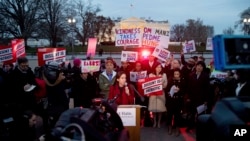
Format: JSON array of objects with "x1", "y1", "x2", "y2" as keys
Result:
[
  {"x1": 68, "y1": 17, "x2": 76, "y2": 59},
  {"x1": 243, "y1": 18, "x2": 250, "y2": 35}
]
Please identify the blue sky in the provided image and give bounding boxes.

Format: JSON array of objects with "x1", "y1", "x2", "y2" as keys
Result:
[{"x1": 92, "y1": 0, "x2": 249, "y2": 35}]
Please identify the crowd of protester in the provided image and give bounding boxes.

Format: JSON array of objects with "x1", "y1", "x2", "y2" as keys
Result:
[{"x1": 0, "y1": 51, "x2": 250, "y2": 141}]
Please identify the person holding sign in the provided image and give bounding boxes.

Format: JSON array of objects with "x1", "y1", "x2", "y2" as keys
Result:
[
  {"x1": 148, "y1": 63, "x2": 167, "y2": 128},
  {"x1": 108, "y1": 71, "x2": 135, "y2": 105}
]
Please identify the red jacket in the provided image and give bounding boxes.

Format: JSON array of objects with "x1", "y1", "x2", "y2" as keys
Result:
[{"x1": 108, "y1": 84, "x2": 135, "y2": 105}]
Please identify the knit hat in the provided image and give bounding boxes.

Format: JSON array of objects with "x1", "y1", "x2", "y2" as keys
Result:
[{"x1": 73, "y1": 58, "x2": 81, "y2": 67}]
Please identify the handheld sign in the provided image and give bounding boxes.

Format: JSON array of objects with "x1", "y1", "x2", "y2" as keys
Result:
[
  {"x1": 183, "y1": 40, "x2": 196, "y2": 53},
  {"x1": 81, "y1": 60, "x2": 100, "y2": 73},
  {"x1": 137, "y1": 77, "x2": 163, "y2": 96},
  {"x1": 37, "y1": 48, "x2": 66, "y2": 66},
  {"x1": 130, "y1": 71, "x2": 147, "y2": 82},
  {"x1": 152, "y1": 46, "x2": 170, "y2": 62},
  {"x1": 121, "y1": 51, "x2": 138, "y2": 62}
]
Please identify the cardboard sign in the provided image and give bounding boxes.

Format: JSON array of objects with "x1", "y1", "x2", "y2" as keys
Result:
[
  {"x1": 115, "y1": 28, "x2": 142, "y2": 46},
  {"x1": 183, "y1": 40, "x2": 196, "y2": 53},
  {"x1": 130, "y1": 71, "x2": 147, "y2": 82},
  {"x1": 142, "y1": 27, "x2": 170, "y2": 48},
  {"x1": 152, "y1": 46, "x2": 170, "y2": 62},
  {"x1": 37, "y1": 48, "x2": 66, "y2": 66},
  {"x1": 137, "y1": 77, "x2": 163, "y2": 96},
  {"x1": 117, "y1": 108, "x2": 136, "y2": 126},
  {"x1": 0, "y1": 39, "x2": 25, "y2": 64},
  {"x1": 121, "y1": 51, "x2": 138, "y2": 62},
  {"x1": 81, "y1": 60, "x2": 100, "y2": 73}
]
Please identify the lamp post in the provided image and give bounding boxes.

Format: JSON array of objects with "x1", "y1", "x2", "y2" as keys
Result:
[
  {"x1": 68, "y1": 18, "x2": 76, "y2": 59},
  {"x1": 243, "y1": 18, "x2": 250, "y2": 35}
]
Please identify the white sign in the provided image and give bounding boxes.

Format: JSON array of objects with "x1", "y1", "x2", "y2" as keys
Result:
[
  {"x1": 81, "y1": 60, "x2": 101, "y2": 73},
  {"x1": 183, "y1": 40, "x2": 196, "y2": 53},
  {"x1": 130, "y1": 71, "x2": 147, "y2": 82},
  {"x1": 0, "y1": 48, "x2": 13, "y2": 62},
  {"x1": 121, "y1": 51, "x2": 138, "y2": 62},
  {"x1": 117, "y1": 108, "x2": 136, "y2": 126},
  {"x1": 152, "y1": 46, "x2": 170, "y2": 62},
  {"x1": 45, "y1": 57, "x2": 66, "y2": 64},
  {"x1": 115, "y1": 28, "x2": 142, "y2": 46},
  {"x1": 206, "y1": 37, "x2": 213, "y2": 50},
  {"x1": 43, "y1": 50, "x2": 66, "y2": 60}
]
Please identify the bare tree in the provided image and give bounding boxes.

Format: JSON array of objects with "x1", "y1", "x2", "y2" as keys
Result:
[
  {"x1": 235, "y1": 7, "x2": 250, "y2": 35},
  {"x1": 38, "y1": 0, "x2": 69, "y2": 47},
  {"x1": 170, "y1": 24, "x2": 185, "y2": 42},
  {"x1": 182, "y1": 18, "x2": 214, "y2": 44},
  {"x1": 223, "y1": 27, "x2": 234, "y2": 35},
  {"x1": 0, "y1": 0, "x2": 42, "y2": 46}
]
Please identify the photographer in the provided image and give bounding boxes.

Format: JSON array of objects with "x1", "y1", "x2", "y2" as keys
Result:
[{"x1": 42, "y1": 62, "x2": 70, "y2": 129}]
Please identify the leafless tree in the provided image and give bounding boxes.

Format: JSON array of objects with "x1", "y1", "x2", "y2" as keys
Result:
[
  {"x1": 235, "y1": 7, "x2": 250, "y2": 35},
  {"x1": 170, "y1": 24, "x2": 185, "y2": 42},
  {"x1": 223, "y1": 27, "x2": 234, "y2": 35},
  {"x1": 38, "y1": 0, "x2": 69, "y2": 47},
  {"x1": 0, "y1": 0, "x2": 42, "y2": 46}
]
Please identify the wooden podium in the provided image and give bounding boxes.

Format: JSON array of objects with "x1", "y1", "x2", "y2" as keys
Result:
[{"x1": 117, "y1": 105, "x2": 141, "y2": 141}]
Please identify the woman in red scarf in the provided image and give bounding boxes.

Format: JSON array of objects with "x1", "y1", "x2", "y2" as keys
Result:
[{"x1": 108, "y1": 71, "x2": 135, "y2": 105}]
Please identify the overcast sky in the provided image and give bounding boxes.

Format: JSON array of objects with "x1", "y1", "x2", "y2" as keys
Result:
[{"x1": 92, "y1": 0, "x2": 249, "y2": 35}]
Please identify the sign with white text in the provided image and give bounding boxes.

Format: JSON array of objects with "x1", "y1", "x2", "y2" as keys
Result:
[
  {"x1": 137, "y1": 77, "x2": 163, "y2": 96},
  {"x1": 37, "y1": 48, "x2": 66, "y2": 66}
]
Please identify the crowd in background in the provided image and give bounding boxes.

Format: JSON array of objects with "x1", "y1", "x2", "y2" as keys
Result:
[{"x1": 0, "y1": 51, "x2": 250, "y2": 141}]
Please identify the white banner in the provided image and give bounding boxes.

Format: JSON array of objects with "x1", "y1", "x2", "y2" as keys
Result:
[
  {"x1": 144, "y1": 84, "x2": 163, "y2": 95},
  {"x1": 130, "y1": 71, "x2": 147, "y2": 82},
  {"x1": 152, "y1": 46, "x2": 170, "y2": 62}
]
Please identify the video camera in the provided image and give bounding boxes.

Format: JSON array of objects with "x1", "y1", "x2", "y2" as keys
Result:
[
  {"x1": 46, "y1": 98, "x2": 128, "y2": 141},
  {"x1": 213, "y1": 34, "x2": 250, "y2": 70}
]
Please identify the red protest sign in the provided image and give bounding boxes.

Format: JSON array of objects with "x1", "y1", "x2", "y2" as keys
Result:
[
  {"x1": 37, "y1": 47, "x2": 66, "y2": 66},
  {"x1": 0, "y1": 39, "x2": 25, "y2": 64},
  {"x1": 137, "y1": 77, "x2": 163, "y2": 96}
]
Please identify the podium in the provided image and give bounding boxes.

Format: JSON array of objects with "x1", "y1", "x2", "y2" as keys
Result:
[{"x1": 117, "y1": 105, "x2": 141, "y2": 141}]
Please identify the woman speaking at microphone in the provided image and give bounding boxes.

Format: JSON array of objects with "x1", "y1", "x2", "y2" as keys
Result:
[{"x1": 108, "y1": 71, "x2": 135, "y2": 105}]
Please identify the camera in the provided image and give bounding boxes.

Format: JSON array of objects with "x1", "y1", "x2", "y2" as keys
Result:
[
  {"x1": 46, "y1": 98, "x2": 128, "y2": 141},
  {"x1": 213, "y1": 35, "x2": 250, "y2": 70}
]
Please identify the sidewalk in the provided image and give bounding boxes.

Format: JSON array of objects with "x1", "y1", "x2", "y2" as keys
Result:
[{"x1": 140, "y1": 126, "x2": 196, "y2": 141}]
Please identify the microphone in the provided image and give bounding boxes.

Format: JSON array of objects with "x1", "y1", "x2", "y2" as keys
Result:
[{"x1": 109, "y1": 94, "x2": 119, "y2": 104}]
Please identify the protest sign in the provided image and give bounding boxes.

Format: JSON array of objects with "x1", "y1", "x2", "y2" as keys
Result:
[
  {"x1": 37, "y1": 48, "x2": 66, "y2": 66},
  {"x1": 137, "y1": 77, "x2": 163, "y2": 96},
  {"x1": 142, "y1": 27, "x2": 170, "y2": 48},
  {"x1": 0, "y1": 46, "x2": 13, "y2": 63},
  {"x1": 152, "y1": 46, "x2": 170, "y2": 62},
  {"x1": 87, "y1": 38, "x2": 97, "y2": 57},
  {"x1": 121, "y1": 51, "x2": 138, "y2": 62},
  {"x1": 183, "y1": 40, "x2": 196, "y2": 53},
  {"x1": 115, "y1": 28, "x2": 142, "y2": 46},
  {"x1": 81, "y1": 60, "x2": 100, "y2": 73},
  {"x1": 206, "y1": 37, "x2": 213, "y2": 50},
  {"x1": 130, "y1": 71, "x2": 147, "y2": 82},
  {"x1": 0, "y1": 39, "x2": 25, "y2": 64}
]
